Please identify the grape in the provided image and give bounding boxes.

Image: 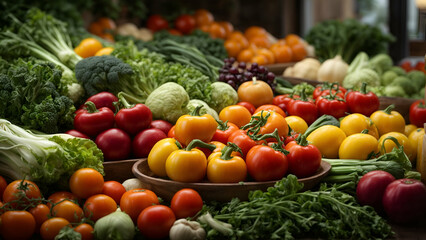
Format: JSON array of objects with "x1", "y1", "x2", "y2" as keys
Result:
[
  {"x1": 238, "y1": 62, "x2": 247, "y2": 69},
  {"x1": 267, "y1": 72, "x2": 275, "y2": 81},
  {"x1": 219, "y1": 73, "x2": 226, "y2": 82},
  {"x1": 229, "y1": 67, "x2": 239, "y2": 75},
  {"x1": 227, "y1": 80, "x2": 236, "y2": 89},
  {"x1": 258, "y1": 65, "x2": 266, "y2": 74},
  {"x1": 225, "y1": 74, "x2": 236, "y2": 82}
]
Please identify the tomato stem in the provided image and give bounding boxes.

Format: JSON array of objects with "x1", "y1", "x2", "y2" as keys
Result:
[
  {"x1": 220, "y1": 143, "x2": 242, "y2": 160},
  {"x1": 216, "y1": 120, "x2": 230, "y2": 131}
]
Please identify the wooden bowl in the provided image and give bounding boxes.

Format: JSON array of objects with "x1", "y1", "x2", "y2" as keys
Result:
[
  {"x1": 103, "y1": 159, "x2": 139, "y2": 182},
  {"x1": 132, "y1": 159, "x2": 331, "y2": 202}
]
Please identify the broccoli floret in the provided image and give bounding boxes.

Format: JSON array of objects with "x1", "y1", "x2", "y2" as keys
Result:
[
  {"x1": 384, "y1": 85, "x2": 407, "y2": 98},
  {"x1": 407, "y1": 70, "x2": 426, "y2": 89},
  {"x1": 390, "y1": 76, "x2": 417, "y2": 96},
  {"x1": 381, "y1": 70, "x2": 398, "y2": 86},
  {"x1": 75, "y1": 55, "x2": 135, "y2": 97},
  {"x1": 389, "y1": 66, "x2": 407, "y2": 76}
]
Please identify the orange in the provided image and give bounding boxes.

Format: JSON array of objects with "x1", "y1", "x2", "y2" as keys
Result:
[
  {"x1": 284, "y1": 34, "x2": 301, "y2": 47},
  {"x1": 271, "y1": 44, "x2": 293, "y2": 63},
  {"x1": 224, "y1": 39, "x2": 242, "y2": 58},
  {"x1": 249, "y1": 35, "x2": 270, "y2": 48},
  {"x1": 244, "y1": 26, "x2": 267, "y2": 40},
  {"x1": 250, "y1": 54, "x2": 268, "y2": 65},
  {"x1": 237, "y1": 48, "x2": 255, "y2": 63},
  {"x1": 218, "y1": 21, "x2": 234, "y2": 38},
  {"x1": 228, "y1": 31, "x2": 249, "y2": 49},
  {"x1": 194, "y1": 9, "x2": 214, "y2": 27},
  {"x1": 291, "y1": 42, "x2": 307, "y2": 61},
  {"x1": 207, "y1": 22, "x2": 226, "y2": 39},
  {"x1": 256, "y1": 48, "x2": 275, "y2": 64}
]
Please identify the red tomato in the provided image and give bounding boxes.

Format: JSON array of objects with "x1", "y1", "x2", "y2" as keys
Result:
[
  {"x1": 47, "y1": 191, "x2": 78, "y2": 208},
  {"x1": 382, "y1": 179, "x2": 426, "y2": 223},
  {"x1": 356, "y1": 170, "x2": 395, "y2": 213},
  {"x1": 174, "y1": 14, "x2": 196, "y2": 34},
  {"x1": 150, "y1": 120, "x2": 173, "y2": 135},
  {"x1": 170, "y1": 188, "x2": 203, "y2": 219},
  {"x1": 132, "y1": 128, "x2": 167, "y2": 158},
  {"x1": 3, "y1": 180, "x2": 41, "y2": 209},
  {"x1": 65, "y1": 129, "x2": 90, "y2": 139},
  {"x1": 74, "y1": 223, "x2": 94, "y2": 240},
  {"x1": 120, "y1": 189, "x2": 159, "y2": 223},
  {"x1": 400, "y1": 60, "x2": 413, "y2": 72},
  {"x1": 211, "y1": 121, "x2": 239, "y2": 144},
  {"x1": 51, "y1": 200, "x2": 84, "y2": 223},
  {"x1": 287, "y1": 98, "x2": 318, "y2": 125},
  {"x1": 40, "y1": 217, "x2": 71, "y2": 240},
  {"x1": 245, "y1": 145, "x2": 288, "y2": 181},
  {"x1": 168, "y1": 29, "x2": 182, "y2": 36},
  {"x1": 316, "y1": 96, "x2": 348, "y2": 119},
  {"x1": 228, "y1": 130, "x2": 261, "y2": 157},
  {"x1": 83, "y1": 194, "x2": 117, "y2": 221},
  {"x1": 95, "y1": 128, "x2": 132, "y2": 161},
  {"x1": 345, "y1": 84, "x2": 380, "y2": 116},
  {"x1": 29, "y1": 204, "x2": 50, "y2": 233},
  {"x1": 85, "y1": 92, "x2": 118, "y2": 112},
  {"x1": 237, "y1": 101, "x2": 256, "y2": 114},
  {"x1": 69, "y1": 168, "x2": 104, "y2": 199},
  {"x1": 415, "y1": 61, "x2": 426, "y2": 73},
  {"x1": 168, "y1": 125, "x2": 176, "y2": 138},
  {"x1": 74, "y1": 105, "x2": 115, "y2": 137},
  {"x1": 146, "y1": 14, "x2": 169, "y2": 32},
  {"x1": 115, "y1": 104, "x2": 152, "y2": 136},
  {"x1": 272, "y1": 94, "x2": 299, "y2": 113},
  {"x1": 312, "y1": 84, "x2": 346, "y2": 100},
  {"x1": 0, "y1": 175, "x2": 7, "y2": 201},
  {"x1": 284, "y1": 140, "x2": 321, "y2": 178},
  {"x1": 102, "y1": 180, "x2": 126, "y2": 205},
  {"x1": 254, "y1": 104, "x2": 286, "y2": 117},
  {"x1": 409, "y1": 100, "x2": 426, "y2": 128},
  {"x1": 137, "y1": 205, "x2": 176, "y2": 239},
  {"x1": 0, "y1": 210, "x2": 36, "y2": 240}
]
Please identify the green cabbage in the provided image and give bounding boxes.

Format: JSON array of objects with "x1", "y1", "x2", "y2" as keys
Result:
[
  {"x1": 186, "y1": 99, "x2": 219, "y2": 121},
  {"x1": 207, "y1": 82, "x2": 238, "y2": 113},
  {"x1": 94, "y1": 211, "x2": 135, "y2": 240},
  {"x1": 342, "y1": 68, "x2": 380, "y2": 90}
]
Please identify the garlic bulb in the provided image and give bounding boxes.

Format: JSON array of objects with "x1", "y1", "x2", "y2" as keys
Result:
[{"x1": 317, "y1": 55, "x2": 349, "y2": 84}]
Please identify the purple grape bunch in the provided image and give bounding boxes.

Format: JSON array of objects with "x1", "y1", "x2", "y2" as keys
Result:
[{"x1": 218, "y1": 57, "x2": 276, "y2": 90}]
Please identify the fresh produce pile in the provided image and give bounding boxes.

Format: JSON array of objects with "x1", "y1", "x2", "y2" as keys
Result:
[{"x1": 1, "y1": 3, "x2": 426, "y2": 240}]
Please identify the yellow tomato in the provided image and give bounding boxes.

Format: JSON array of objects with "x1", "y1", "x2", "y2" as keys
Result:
[
  {"x1": 147, "y1": 138, "x2": 180, "y2": 177},
  {"x1": 338, "y1": 133, "x2": 379, "y2": 160},
  {"x1": 74, "y1": 38, "x2": 103, "y2": 58},
  {"x1": 219, "y1": 105, "x2": 252, "y2": 128},
  {"x1": 370, "y1": 106, "x2": 405, "y2": 136},
  {"x1": 377, "y1": 132, "x2": 414, "y2": 162},
  {"x1": 285, "y1": 116, "x2": 308, "y2": 134},
  {"x1": 207, "y1": 155, "x2": 247, "y2": 183},
  {"x1": 306, "y1": 125, "x2": 346, "y2": 158},
  {"x1": 340, "y1": 113, "x2": 379, "y2": 139},
  {"x1": 94, "y1": 47, "x2": 114, "y2": 56},
  {"x1": 408, "y1": 128, "x2": 425, "y2": 160},
  {"x1": 237, "y1": 79, "x2": 273, "y2": 107},
  {"x1": 404, "y1": 124, "x2": 418, "y2": 137}
]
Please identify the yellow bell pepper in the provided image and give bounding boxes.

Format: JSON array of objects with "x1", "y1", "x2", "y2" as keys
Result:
[
  {"x1": 306, "y1": 125, "x2": 346, "y2": 158},
  {"x1": 207, "y1": 143, "x2": 246, "y2": 183},
  {"x1": 340, "y1": 113, "x2": 379, "y2": 139},
  {"x1": 408, "y1": 128, "x2": 425, "y2": 160},
  {"x1": 338, "y1": 133, "x2": 378, "y2": 160},
  {"x1": 370, "y1": 105, "x2": 405, "y2": 136},
  {"x1": 377, "y1": 132, "x2": 414, "y2": 162},
  {"x1": 147, "y1": 138, "x2": 181, "y2": 177},
  {"x1": 417, "y1": 130, "x2": 426, "y2": 183}
]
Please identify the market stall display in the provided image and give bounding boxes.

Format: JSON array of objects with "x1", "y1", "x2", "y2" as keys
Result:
[{"x1": 1, "y1": 2, "x2": 426, "y2": 240}]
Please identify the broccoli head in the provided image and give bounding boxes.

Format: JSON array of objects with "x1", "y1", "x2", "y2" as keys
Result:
[
  {"x1": 390, "y1": 76, "x2": 416, "y2": 96},
  {"x1": 75, "y1": 55, "x2": 134, "y2": 97}
]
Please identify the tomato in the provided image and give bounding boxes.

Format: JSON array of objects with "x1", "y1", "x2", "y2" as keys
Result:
[
  {"x1": 74, "y1": 38, "x2": 103, "y2": 58},
  {"x1": 306, "y1": 125, "x2": 346, "y2": 158},
  {"x1": 193, "y1": 9, "x2": 214, "y2": 27},
  {"x1": 285, "y1": 116, "x2": 308, "y2": 134},
  {"x1": 400, "y1": 60, "x2": 413, "y2": 72},
  {"x1": 405, "y1": 124, "x2": 418, "y2": 137},
  {"x1": 285, "y1": 139, "x2": 321, "y2": 178},
  {"x1": 168, "y1": 125, "x2": 176, "y2": 138},
  {"x1": 228, "y1": 130, "x2": 261, "y2": 157},
  {"x1": 133, "y1": 128, "x2": 167, "y2": 158},
  {"x1": 0, "y1": 175, "x2": 7, "y2": 201},
  {"x1": 65, "y1": 129, "x2": 90, "y2": 139},
  {"x1": 115, "y1": 103, "x2": 152, "y2": 136},
  {"x1": 174, "y1": 111, "x2": 218, "y2": 146},
  {"x1": 137, "y1": 205, "x2": 176, "y2": 239},
  {"x1": 120, "y1": 189, "x2": 159, "y2": 223},
  {"x1": 40, "y1": 217, "x2": 71, "y2": 240},
  {"x1": 146, "y1": 14, "x2": 169, "y2": 32},
  {"x1": 85, "y1": 92, "x2": 118, "y2": 112},
  {"x1": 237, "y1": 79, "x2": 274, "y2": 108},
  {"x1": 74, "y1": 223, "x2": 94, "y2": 240},
  {"x1": 2, "y1": 180, "x2": 41, "y2": 209},
  {"x1": 287, "y1": 97, "x2": 318, "y2": 125},
  {"x1": 345, "y1": 83, "x2": 380, "y2": 116},
  {"x1": 207, "y1": 144, "x2": 247, "y2": 183},
  {"x1": 340, "y1": 113, "x2": 379, "y2": 139},
  {"x1": 211, "y1": 121, "x2": 239, "y2": 144},
  {"x1": 272, "y1": 94, "x2": 299, "y2": 113},
  {"x1": 339, "y1": 133, "x2": 379, "y2": 160},
  {"x1": 251, "y1": 110, "x2": 289, "y2": 140},
  {"x1": 409, "y1": 99, "x2": 426, "y2": 128},
  {"x1": 95, "y1": 128, "x2": 132, "y2": 161},
  {"x1": 315, "y1": 96, "x2": 348, "y2": 119},
  {"x1": 51, "y1": 200, "x2": 83, "y2": 223},
  {"x1": 74, "y1": 102, "x2": 115, "y2": 137},
  {"x1": 83, "y1": 194, "x2": 117, "y2": 221},
  {"x1": 254, "y1": 104, "x2": 286, "y2": 117},
  {"x1": 237, "y1": 101, "x2": 256, "y2": 114},
  {"x1": 382, "y1": 179, "x2": 426, "y2": 223},
  {"x1": 219, "y1": 105, "x2": 252, "y2": 128},
  {"x1": 378, "y1": 132, "x2": 414, "y2": 161},
  {"x1": 312, "y1": 83, "x2": 346, "y2": 100},
  {"x1": 356, "y1": 170, "x2": 395, "y2": 213},
  {"x1": 414, "y1": 61, "x2": 426, "y2": 73},
  {"x1": 245, "y1": 145, "x2": 288, "y2": 181},
  {"x1": 0, "y1": 210, "x2": 36, "y2": 240},
  {"x1": 408, "y1": 128, "x2": 425, "y2": 160},
  {"x1": 69, "y1": 168, "x2": 104, "y2": 199},
  {"x1": 29, "y1": 203, "x2": 50, "y2": 233},
  {"x1": 102, "y1": 180, "x2": 126, "y2": 205},
  {"x1": 47, "y1": 191, "x2": 78, "y2": 208},
  {"x1": 150, "y1": 120, "x2": 173, "y2": 135},
  {"x1": 170, "y1": 188, "x2": 203, "y2": 219},
  {"x1": 174, "y1": 14, "x2": 196, "y2": 34}
]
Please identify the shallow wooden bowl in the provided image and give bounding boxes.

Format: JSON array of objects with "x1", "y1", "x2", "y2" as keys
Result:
[
  {"x1": 103, "y1": 159, "x2": 139, "y2": 183},
  {"x1": 132, "y1": 159, "x2": 331, "y2": 202}
]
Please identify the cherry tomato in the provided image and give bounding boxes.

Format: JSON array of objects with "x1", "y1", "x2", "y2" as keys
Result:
[
  {"x1": 211, "y1": 121, "x2": 239, "y2": 144},
  {"x1": 74, "y1": 223, "x2": 94, "y2": 240},
  {"x1": 316, "y1": 96, "x2": 348, "y2": 119},
  {"x1": 40, "y1": 217, "x2": 71, "y2": 240},
  {"x1": 0, "y1": 210, "x2": 36, "y2": 240},
  {"x1": 51, "y1": 200, "x2": 83, "y2": 223},
  {"x1": 285, "y1": 140, "x2": 322, "y2": 178},
  {"x1": 254, "y1": 104, "x2": 286, "y2": 117},
  {"x1": 237, "y1": 101, "x2": 256, "y2": 114},
  {"x1": 170, "y1": 188, "x2": 204, "y2": 219},
  {"x1": 245, "y1": 145, "x2": 288, "y2": 181},
  {"x1": 84, "y1": 194, "x2": 117, "y2": 221},
  {"x1": 219, "y1": 105, "x2": 252, "y2": 128},
  {"x1": 65, "y1": 129, "x2": 90, "y2": 139},
  {"x1": 132, "y1": 128, "x2": 167, "y2": 158},
  {"x1": 228, "y1": 130, "x2": 261, "y2": 157},
  {"x1": 174, "y1": 14, "x2": 196, "y2": 34},
  {"x1": 85, "y1": 92, "x2": 118, "y2": 112},
  {"x1": 102, "y1": 180, "x2": 126, "y2": 205},
  {"x1": 2, "y1": 180, "x2": 41, "y2": 209},
  {"x1": 95, "y1": 128, "x2": 132, "y2": 161},
  {"x1": 120, "y1": 189, "x2": 159, "y2": 223},
  {"x1": 382, "y1": 179, "x2": 426, "y2": 223},
  {"x1": 0, "y1": 175, "x2": 7, "y2": 201},
  {"x1": 356, "y1": 170, "x2": 395, "y2": 213},
  {"x1": 251, "y1": 111, "x2": 289, "y2": 140},
  {"x1": 150, "y1": 120, "x2": 173, "y2": 135},
  {"x1": 69, "y1": 168, "x2": 104, "y2": 199},
  {"x1": 47, "y1": 191, "x2": 79, "y2": 209},
  {"x1": 146, "y1": 14, "x2": 169, "y2": 32},
  {"x1": 115, "y1": 103, "x2": 152, "y2": 136},
  {"x1": 137, "y1": 205, "x2": 176, "y2": 239}
]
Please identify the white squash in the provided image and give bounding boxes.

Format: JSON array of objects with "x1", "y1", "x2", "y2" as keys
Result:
[
  {"x1": 282, "y1": 58, "x2": 321, "y2": 81},
  {"x1": 317, "y1": 55, "x2": 349, "y2": 84}
]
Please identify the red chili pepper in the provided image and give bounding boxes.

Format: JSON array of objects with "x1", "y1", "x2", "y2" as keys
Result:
[
  {"x1": 409, "y1": 99, "x2": 426, "y2": 127},
  {"x1": 74, "y1": 101, "x2": 115, "y2": 137},
  {"x1": 345, "y1": 82, "x2": 380, "y2": 116}
]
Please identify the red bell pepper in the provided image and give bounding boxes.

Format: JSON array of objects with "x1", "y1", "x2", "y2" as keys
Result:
[
  {"x1": 115, "y1": 93, "x2": 152, "y2": 135},
  {"x1": 345, "y1": 82, "x2": 380, "y2": 116},
  {"x1": 409, "y1": 99, "x2": 426, "y2": 127},
  {"x1": 74, "y1": 101, "x2": 115, "y2": 137}
]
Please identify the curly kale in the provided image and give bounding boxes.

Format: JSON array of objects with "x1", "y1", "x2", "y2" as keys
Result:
[{"x1": 0, "y1": 58, "x2": 75, "y2": 133}]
